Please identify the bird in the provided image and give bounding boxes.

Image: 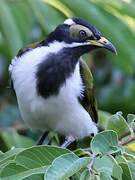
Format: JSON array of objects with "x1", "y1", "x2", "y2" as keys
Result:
[{"x1": 9, "y1": 17, "x2": 117, "y2": 147}]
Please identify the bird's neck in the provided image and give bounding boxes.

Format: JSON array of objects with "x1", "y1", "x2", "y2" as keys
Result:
[{"x1": 36, "y1": 47, "x2": 79, "y2": 98}]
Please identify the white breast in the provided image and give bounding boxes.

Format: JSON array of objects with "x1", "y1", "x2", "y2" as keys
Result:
[{"x1": 9, "y1": 42, "x2": 98, "y2": 139}]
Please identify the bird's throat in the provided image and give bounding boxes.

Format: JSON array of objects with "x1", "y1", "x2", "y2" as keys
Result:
[{"x1": 36, "y1": 48, "x2": 79, "y2": 98}]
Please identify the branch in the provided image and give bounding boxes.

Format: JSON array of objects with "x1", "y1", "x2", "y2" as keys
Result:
[
  {"x1": 83, "y1": 147, "x2": 92, "y2": 153},
  {"x1": 88, "y1": 153, "x2": 96, "y2": 170},
  {"x1": 118, "y1": 127, "x2": 135, "y2": 140},
  {"x1": 119, "y1": 136, "x2": 135, "y2": 146}
]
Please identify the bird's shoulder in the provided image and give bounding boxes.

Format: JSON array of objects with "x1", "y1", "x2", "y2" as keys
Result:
[
  {"x1": 17, "y1": 40, "x2": 44, "y2": 57},
  {"x1": 9, "y1": 40, "x2": 44, "y2": 89},
  {"x1": 79, "y1": 58, "x2": 98, "y2": 123}
]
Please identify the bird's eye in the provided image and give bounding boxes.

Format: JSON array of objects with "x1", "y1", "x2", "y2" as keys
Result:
[{"x1": 79, "y1": 30, "x2": 87, "y2": 37}]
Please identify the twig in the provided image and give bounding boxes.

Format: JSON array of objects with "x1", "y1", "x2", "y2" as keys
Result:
[
  {"x1": 119, "y1": 136, "x2": 135, "y2": 146},
  {"x1": 83, "y1": 147, "x2": 92, "y2": 153},
  {"x1": 88, "y1": 153, "x2": 96, "y2": 170},
  {"x1": 118, "y1": 127, "x2": 135, "y2": 140}
]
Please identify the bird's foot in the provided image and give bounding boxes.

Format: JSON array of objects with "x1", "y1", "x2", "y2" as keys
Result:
[
  {"x1": 88, "y1": 153, "x2": 96, "y2": 171},
  {"x1": 36, "y1": 131, "x2": 49, "y2": 145},
  {"x1": 61, "y1": 136, "x2": 75, "y2": 148}
]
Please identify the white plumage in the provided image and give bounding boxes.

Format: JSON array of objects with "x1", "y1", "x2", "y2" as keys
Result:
[
  {"x1": 9, "y1": 41, "x2": 98, "y2": 140},
  {"x1": 64, "y1": 18, "x2": 75, "y2": 26}
]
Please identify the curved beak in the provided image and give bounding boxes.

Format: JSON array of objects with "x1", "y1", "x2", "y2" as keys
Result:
[{"x1": 87, "y1": 37, "x2": 117, "y2": 55}]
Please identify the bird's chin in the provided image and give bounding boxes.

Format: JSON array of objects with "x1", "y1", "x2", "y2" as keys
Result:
[
  {"x1": 71, "y1": 45, "x2": 102, "y2": 57},
  {"x1": 87, "y1": 45, "x2": 102, "y2": 51},
  {"x1": 81, "y1": 45, "x2": 102, "y2": 55}
]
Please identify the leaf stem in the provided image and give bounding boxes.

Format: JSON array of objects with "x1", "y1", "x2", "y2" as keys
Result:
[
  {"x1": 88, "y1": 153, "x2": 96, "y2": 170},
  {"x1": 119, "y1": 136, "x2": 135, "y2": 146},
  {"x1": 83, "y1": 147, "x2": 92, "y2": 153},
  {"x1": 108, "y1": 154, "x2": 119, "y2": 165}
]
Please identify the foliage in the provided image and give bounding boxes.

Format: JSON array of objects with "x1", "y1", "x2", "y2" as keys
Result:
[
  {"x1": 0, "y1": 113, "x2": 135, "y2": 179},
  {"x1": 0, "y1": 0, "x2": 135, "y2": 179},
  {"x1": 0, "y1": 0, "x2": 135, "y2": 71},
  {"x1": 0, "y1": 0, "x2": 135, "y2": 116}
]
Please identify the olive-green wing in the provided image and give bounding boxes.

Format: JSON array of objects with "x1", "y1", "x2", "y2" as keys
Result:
[
  {"x1": 17, "y1": 40, "x2": 43, "y2": 57},
  {"x1": 79, "y1": 59, "x2": 98, "y2": 123}
]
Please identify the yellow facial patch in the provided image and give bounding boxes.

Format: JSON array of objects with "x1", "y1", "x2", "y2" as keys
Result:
[
  {"x1": 86, "y1": 37, "x2": 109, "y2": 47},
  {"x1": 69, "y1": 24, "x2": 95, "y2": 40}
]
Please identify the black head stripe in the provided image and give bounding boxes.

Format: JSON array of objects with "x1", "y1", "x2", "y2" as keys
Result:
[{"x1": 72, "y1": 17, "x2": 102, "y2": 39}]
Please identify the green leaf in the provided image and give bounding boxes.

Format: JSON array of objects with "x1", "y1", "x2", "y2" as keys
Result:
[
  {"x1": 15, "y1": 146, "x2": 71, "y2": 168},
  {"x1": 0, "y1": 151, "x2": 3, "y2": 157},
  {"x1": 0, "y1": 129, "x2": 35, "y2": 152},
  {"x1": 112, "y1": 163, "x2": 123, "y2": 180},
  {"x1": 115, "y1": 155, "x2": 127, "y2": 163},
  {"x1": 27, "y1": 0, "x2": 66, "y2": 34},
  {"x1": 0, "y1": 148, "x2": 24, "y2": 171},
  {"x1": 127, "y1": 114, "x2": 135, "y2": 125},
  {"x1": 91, "y1": 1, "x2": 135, "y2": 73},
  {"x1": 94, "y1": 155, "x2": 114, "y2": 174},
  {"x1": 42, "y1": 0, "x2": 73, "y2": 17},
  {"x1": 0, "y1": 162, "x2": 48, "y2": 180},
  {"x1": 0, "y1": 1, "x2": 23, "y2": 56},
  {"x1": 98, "y1": 110, "x2": 112, "y2": 130},
  {"x1": 8, "y1": 1, "x2": 31, "y2": 44},
  {"x1": 45, "y1": 153, "x2": 91, "y2": 180},
  {"x1": 0, "y1": 146, "x2": 71, "y2": 179},
  {"x1": 79, "y1": 169, "x2": 90, "y2": 180},
  {"x1": 106, "y1": 114, "x2": 130, "y2": 137},
  {"x1": 128, "y1": 162, "x2": 135, "y2": 180},
  {"x1": 119, "y1": 162, "x2": 132, "y2": 180},
  {"x1": 93, "y1": 175, "x2": 100, "y2": 180},
  {"x1": 100, "y1": 171, "x2": 113, "y2": 180},
  {"x1": 23, "y1": 173, "x2": 44, "y2": 180},
  {"x1": 60, "y1": 0, "x2": 135, "y2": 73},
  {"x1": 91, "y1": 130, "x2": 118, "y2": 155},
  {"x1": 123, "y1": 152, "x2": 135, "y2": 161}
]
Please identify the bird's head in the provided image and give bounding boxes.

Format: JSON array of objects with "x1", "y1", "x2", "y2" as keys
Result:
[{"x1": 45, "y1": 17, "x2": 117, "y2": 57}]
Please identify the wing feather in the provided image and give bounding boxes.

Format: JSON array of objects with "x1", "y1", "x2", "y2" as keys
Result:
[{"x1": 79, "y1": 59, "x2": 98, "y2": 123}]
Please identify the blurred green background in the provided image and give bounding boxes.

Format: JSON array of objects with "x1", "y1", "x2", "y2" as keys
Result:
[{"x1": 0, "y1": 0, "x2": 135, "y2": 150}]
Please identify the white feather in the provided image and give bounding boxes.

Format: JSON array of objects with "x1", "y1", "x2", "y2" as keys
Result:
[
  {"x1": 9, "y1": 41, "x2": 98, "y2": 139},
  {"x1": 64, "y1": 18, "x2": 75, "y2": 26}
]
